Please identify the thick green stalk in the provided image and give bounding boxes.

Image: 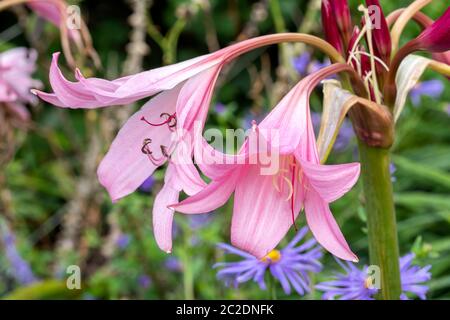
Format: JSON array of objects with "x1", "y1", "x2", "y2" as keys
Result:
[{"x1": 358, "y1": 142, "x2": 401, "y2": 300}]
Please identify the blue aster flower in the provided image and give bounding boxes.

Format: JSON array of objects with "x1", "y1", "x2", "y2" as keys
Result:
[
  {"x1": 214, "y1": 227, "x2": 323, "y2": 296},
  {"x1": 316, "y1": 253, "x2": 431, "y2": 300}
]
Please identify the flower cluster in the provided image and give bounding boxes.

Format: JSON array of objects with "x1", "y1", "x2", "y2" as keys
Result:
[
  {"x1": 0, "y1": 48, "x2": 41, "y2": 121},
  {"x1": 33, "y1": 0, "x2": 449, "y2": 266}
]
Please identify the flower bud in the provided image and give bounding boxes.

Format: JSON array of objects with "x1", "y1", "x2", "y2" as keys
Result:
[
  {"x1": 365, "y1": 0, "x2": 391, "y2": 64},
  {"x1": 321, "y1": 0, "x2": 344, "y2": 54}
]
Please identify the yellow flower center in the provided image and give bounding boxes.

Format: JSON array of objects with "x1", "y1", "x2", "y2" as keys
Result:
[
  {"x1": 364, "y1": 277, "x2": 373, "y2": 289},
  {"x1": 262, "y1": 250, "x2": 282, "y2": 263}
]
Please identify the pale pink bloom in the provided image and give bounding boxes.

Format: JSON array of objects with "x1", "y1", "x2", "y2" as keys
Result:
[
  {"x1": 0, "y1": 48, "x2": 42, "y2": 120},
  {"x1": 33, "y1": 35, "x2": 312, "y2": 253},
  {"x1": 27, "y1": 0, "x2": 99, "y2": 68},
  {"x1": 27, "y1": 0, "x2": 81, "y2": 41},
  {"x1": 171, "y1": 64, "x2": 360, "y2": 262}
]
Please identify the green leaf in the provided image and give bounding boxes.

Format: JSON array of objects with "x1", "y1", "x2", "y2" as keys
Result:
[
  {"x1": 392, "y1": 155, "x2": 450, "y2": 189},
  {"x1": 2, "y1": 280, "x2": 83, "y2": 300},
  {"x1": 395, "y1": 192, "x2": 450, "y2": 210}
]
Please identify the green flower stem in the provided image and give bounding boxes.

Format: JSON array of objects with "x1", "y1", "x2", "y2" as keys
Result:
[{"x1": 358, "y1": 142, "x2": 402, "y2": 300}]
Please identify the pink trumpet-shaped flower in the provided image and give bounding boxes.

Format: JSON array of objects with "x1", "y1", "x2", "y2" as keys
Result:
[
  {"x1": 0, "y1": 48, "x2": 42, "y2": 121},
  {"x1": 171, "y1": 64, "x2": 360, "y2": 262},
  {"x1": 33, "y1": 35, "x2": 315, "y2": 254},
  {"x1": 28, "y1": 0, "x2": 69, "y2": 30}
]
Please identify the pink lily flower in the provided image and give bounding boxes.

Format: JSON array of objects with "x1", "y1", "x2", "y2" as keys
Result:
[
  {"x1": 26, "y1": 0, "x2": 99, "y2": 68},
  {"x1": 171, "y1": 64, "x2": 360, "y2": 262},
  {"x1": 33, "y1": 34, "x2": 323, "y2": 253},
  {"x1": 0, "y1": 47, "x2": 42, "y2": 121}
]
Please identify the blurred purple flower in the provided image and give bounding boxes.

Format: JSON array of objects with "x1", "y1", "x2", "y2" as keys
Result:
[
  {"x1": 409, "y1": 80, "x2": 444, "y2": 106},
  {"x1": 1, "y1": 224, "x2": 37, "y2": 285},
  {"x1": 189, "y1": 213, "x2": 213, "y2": 230},
  {"x1": 400, "y1": 253, "x2": 432, "y2": 300},
  {"x1": 446, "y1": 104, "x2": 450, "y2": 116},
  {"x1": 139, "y1": 176, "x2": 155, "y2": 193},
  {"x1": 316, "y1": 253, "x2": 431, "y2": 300},
  {"x1": 292, "y1": 52, "x2": 311, "y2": 76},
  {"x1": 214, "y1": 227, "x2": 323, "y2": 296},
  {"x1": 165, "y1": 256, "x2": 183, "y2": 272},
  {"x1": 214, "y1": 102, "x2": 226, "y2": 115},
  {"x1": 116, "y1": 234, "x2": 131, "y2": 249},
  {"x1": 138, "y1": 275, "x2": 152, "y2": 289},
  {"x1": 311, "y1": 112, "x2": 354, "y2": 152},
  {"x1": 333, "y1": 120, "x2": 354, "y2": 152},
  {"x1": 390, "y1": 163, "x2": 397, "y2": 183},
  {"x1": 308, "y1": 58, "x2": 331, "y2": 74}
]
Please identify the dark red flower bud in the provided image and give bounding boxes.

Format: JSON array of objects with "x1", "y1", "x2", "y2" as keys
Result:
[
  {"x1": 365, "y1": 0, "x2": 391, "y2": 64},
  {"x1": 332, "y1": 0, "x2": 353, "y2": 47},
  {"x1": 321, "y1": 0, "x2": 344, "y2": 54},
  {"x1": 414, "y1": 7, "x2": 450, "y2": 52}
]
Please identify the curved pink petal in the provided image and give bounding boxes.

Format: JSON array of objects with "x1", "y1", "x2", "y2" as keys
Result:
[
  {"x1": 170, "y1": 170, "x2": 240, "y2": 214},
  {"x1": 48, "y1": 53, "x2": 99, "y2": 107},
  {"x1": 258, "y1": 81, "x2": 308, "y2": 154},
  {"x1": 152, "y1": 164, "x2": 181, "y2": 253},
  {"x1": 300, "y1": 160, "x2": 360, "y2": 203},
  {"x1": 97, "y1": 84, "x2": 182, "y2": 202},
  {"x1": 176, "y1": 66, "x2": 221, "y2": 130},
  {"x1": 194, "y1": 138, "x2": 248, "y2": 180},
  {"x1": 31, "y1": 90, "x2": 65, "y2": 107},
  {"x1": 304, "y1": 188, "x2": 357, "y2": 262},
  {"x1": 36, "y1": 52, "x2": 220, "y2": 108},
  {"x1": 231, "y1": 163, "x2": 304, "y2": 259},
  {"x1": 170, "y1": 141, "x2": 207, "y2": 196},
  {"x1": 28, "y1": 1, "x2": 62, "y2": 26}
]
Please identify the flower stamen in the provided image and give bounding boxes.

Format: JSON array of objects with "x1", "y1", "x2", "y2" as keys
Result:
[
  {"x1": 141, "y1": 112, "x2": 177, "y2": 132},
  {"x1": 141, "y1": 138, "x2": 169, "y2": 166}
]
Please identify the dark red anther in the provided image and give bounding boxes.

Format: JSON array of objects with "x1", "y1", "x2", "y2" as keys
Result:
[
  {"x1": 141, "y1": 138, "x2": 169, "y2": 166},
  {"x1": 141, "y1": 112, "x2": 177, "y2": 132}
]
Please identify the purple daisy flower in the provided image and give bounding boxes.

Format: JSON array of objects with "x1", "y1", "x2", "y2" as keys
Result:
[
  {"x1": 214, "y1": 227, "x2": 323, "y2": 296},
  {"x1": 315, "y1": 259, "x2": 378, "y2": 300},
  {"x1": 399, "y1": 253, "x2": 431, "y2": 300},
  {"x1": 292, "y1": 52, "x2": 311, "y2": 76},
  {"x1": 409, "y1": 80, "x2": 444, "y2": 106},
  {"x1": 316, "y1": 253, "x2": 431, "y2": 300}
]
